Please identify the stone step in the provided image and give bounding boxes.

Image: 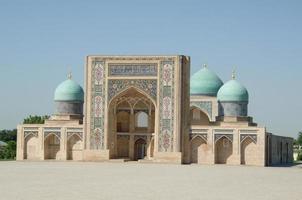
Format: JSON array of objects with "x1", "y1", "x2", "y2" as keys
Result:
[
  {"x1": 138, "y1": 159, "x2": 154, "y2": 163},
  {"x1": 107, "y1": 158, "x2": 130, "y2": 163}
]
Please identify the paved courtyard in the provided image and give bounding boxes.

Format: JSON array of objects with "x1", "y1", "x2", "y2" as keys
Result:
[{"x1": 0, "y1": 161, "x2": 301, "y2": 200}]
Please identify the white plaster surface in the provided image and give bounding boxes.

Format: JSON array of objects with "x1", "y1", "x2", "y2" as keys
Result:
[{"x1": 0, "y1": 161, "x2": 301, "y2": 200}]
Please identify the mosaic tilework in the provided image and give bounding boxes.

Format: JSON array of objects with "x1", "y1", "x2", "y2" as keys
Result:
[
  {"x1": 134, "y1": 135, "x2": 147, "y2": 142},
  {"x1": 67, "y1": 132, "x2": 83, "y2": 141},
  {"x1": 43, "y1": 128, "x2": 61, "y2": 140},
  {"x1": 109, "y1": 63, "x2": 157, "y2": 76},
  {"x1": 90, "y1": 61, "x2": 106, "y2": 149},
  {"x1": 44, "y1": 132, "x2": 61, "y2": 140},
  {"x1": 189, "y1": 129, "x2": 208, "y2": 141},
  {"x1": 24, "y1": 131, "x2": 38, "y2": 139},
  {"x1": 190, "y1": 101, "x2": 212, "y2": 119},
  {"x1": 189, "y1": 133, "x2": 207, "y2": 142},
  {"x1": 214, "y1": 134, "x2": 233, "y2": 143},
  {"x1": 108, "y1": 79, "x2": 157, "y2": 103},
  {"x1": 158, "y1": 61, "x2": 175, "y2": 152},
  {"x1": 240, "y1": 134, "x2": 257, "y2": 144}
]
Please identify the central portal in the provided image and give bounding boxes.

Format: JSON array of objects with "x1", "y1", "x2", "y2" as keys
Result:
[
  {"x1": 85, "y1": 55, "x2": 189, "y2": 163},
  {"x1": 108, "y1": 87, "x2": 155, "y2": 160}
]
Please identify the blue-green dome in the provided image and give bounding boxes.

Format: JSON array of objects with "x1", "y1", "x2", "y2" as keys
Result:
[
  {"x1": 217, "y1": 79, "x2": 249, "y2": 102},
  {"x1": 54, "y1": 79, "x2": 84, "y2": 102},
  {"x1": 190, "y1": 67, "x2": 223, "y2": 96}
]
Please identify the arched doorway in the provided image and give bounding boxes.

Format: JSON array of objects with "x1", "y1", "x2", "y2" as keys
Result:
[
  {"x1": 241, "y1": 137, "x2": 257, "y2": 165},
  {"x1": 67, "y1": 134, "x2": 83, "y2": 160},
  {"x1": 24, "y1": 134, "x2": 39, "y2": 160},
  {"x1": 190, "y1": 136, "x2": 207, "y2": 164},
  {"x1": 134, "y1": 138, "x2": 146, "y2": 160},
  {"x1": 44, "y1": 134, "x2": 60, "y2": 160},
  {"x1": 108, "y1": 87, "x2": 156, "y2": 160},
  {"x1": 215, "y1": 137, "x2": 233, "y2": 164}
]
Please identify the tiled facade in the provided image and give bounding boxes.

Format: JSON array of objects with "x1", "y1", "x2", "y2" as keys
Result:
[{"x1": 16, "y1": 55, "x2": 293, "y2": 166}]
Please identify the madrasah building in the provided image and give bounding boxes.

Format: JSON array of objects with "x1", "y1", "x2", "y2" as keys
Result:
[{"x1": 16, "y1": 55, "x2": 293, "y2": 166}]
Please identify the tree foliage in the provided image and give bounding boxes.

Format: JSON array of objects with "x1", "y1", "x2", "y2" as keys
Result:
[
  {"x1": 23, "y1": 115, "x2": 49, "y2": 124},
  {"x1": 0, "y1": 130, "x2": 17, "y2": 160},
  {"x1": 296, "y1": 132, "x2": 302, "y2": 146},
  {"x1": 0, "y1": 129, "x2": 17, "y2": 142},
  {"x1": 0, "y1": 141, "x2": 16, "y2": 160}
]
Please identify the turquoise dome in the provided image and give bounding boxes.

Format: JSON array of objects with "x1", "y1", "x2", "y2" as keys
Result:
[
  {"x1": 190, "y1": 67, "x2": 223, "y2": 96},
  {"x1": 54, "y1": 79, "x2": 84, "y2": 102},
  {"x1": 217, "y1": 79, "x2": 249, "y2": 102}
]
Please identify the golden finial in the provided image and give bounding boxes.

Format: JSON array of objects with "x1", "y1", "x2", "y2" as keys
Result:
[
  {"x1": 68, "y1": 71, "x2": 72, "y2": 79},
  {"x1": 203, "y1": 63, "x2": 208, "y2": 68},
  {"x1": 232, "y1": 67, "x2": 236, "y2": 80}
]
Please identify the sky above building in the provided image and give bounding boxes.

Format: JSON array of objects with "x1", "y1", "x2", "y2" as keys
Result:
[{"x1": 0, "y1": 0, "x2": 301, "y2": 138}]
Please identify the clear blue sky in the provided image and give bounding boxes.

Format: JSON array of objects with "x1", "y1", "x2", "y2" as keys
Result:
[{"x1": 0, "y1": 0, "x2": 301, "y2": 138}]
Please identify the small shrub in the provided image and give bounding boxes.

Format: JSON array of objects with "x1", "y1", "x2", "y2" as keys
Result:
[{"x1": 297, "y1": 153, "x2": 302, "y2": 161}]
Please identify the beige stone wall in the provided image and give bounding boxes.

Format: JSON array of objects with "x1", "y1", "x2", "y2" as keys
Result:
[
  {"x1": 23, "y1": 134, "x2": 39, "y2": 160},
  {"x1": 185, "y1": 123, "x2": 267, "y2": 166},
  {"x1": 17, "y1": 122, "x2": 83, "y2": 161}
]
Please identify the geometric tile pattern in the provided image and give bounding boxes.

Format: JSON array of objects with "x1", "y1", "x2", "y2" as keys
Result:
[
  {"x1": 108, "y1": 79, "x2": 157, "y2": 103},
  {"x1": 189, "y1": 133, "x2": 207, "y2": 142},
  {"x1": 67, "y1": 132, "x2": 83, "y2": 141},
  {"x1": 240, "y1": 134, "x2": 257, "y2": 144},
  {"x1": 90, "y1": 61, "x2": 106, "y2": 150},
  {"x1": 214, "y1": 134, "x2": 233, "y2": 143},
  {"x1": 158, "y1": 61, "x2": 175, "y2": 152},
  {"x1": 24, "y1": 131, "x2": 38, "y2": 139},
  {"x1": 109, "y1": 63, "x2": 157, "y2": 76}
]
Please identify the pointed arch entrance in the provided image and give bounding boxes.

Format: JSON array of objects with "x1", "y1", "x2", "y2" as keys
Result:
[
  {"x1": 108, "y1": 87, "x2": 156, "y2": 160},
  {"x1": 24, "y1": 134, "x2": 39, "y2": 160},
  {"x1": 215, "y1": 136, "x2": 233, "y2": 164},
  {"x1": 190, "y1": 136, "x2": 207, "y2": 164},
  {"x1": 67, "y1": 134, "x2": 83, "y2": 161},
  {"x1": 134, "y1": 138, "x2": 147, "y2": 160},
  {"x1": 241, "y1": 136, "x2": 257, "y2": 165},
  {"x1": 44, "y1": 134, "x2": 60, "y2": 160}
]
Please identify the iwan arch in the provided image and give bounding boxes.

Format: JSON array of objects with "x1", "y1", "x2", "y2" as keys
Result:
[{"x1": 17, "y1": 55, "x2": 293, "y2": 166}]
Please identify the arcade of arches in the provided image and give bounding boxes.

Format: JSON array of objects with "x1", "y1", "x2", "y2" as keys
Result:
[{"x1": 16, "y1": 55, "x2": 293, "y2": 166}]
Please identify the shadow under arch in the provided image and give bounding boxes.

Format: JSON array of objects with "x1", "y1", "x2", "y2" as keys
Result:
[
  {"x1": 240, "y1": 136, "x2": 257, "y2": 165},
  {"x1": 67, "y1": 133, "x2": 83, "y2": 161},
  {"x1": 190, "y1": 135, "x2": 207, "y2": 164},
  {"x1": 215, "y1": 136, "x2": 233, "y2": 164},
  {"x1": 44, "y1": 133, "x2": 60, "y2": 160},
  {"x1": 134, "y1": 138, "x2": 147, "y2": 160},
  {"x1": 190, "y1": 106, "x2": 211, "y2": 125}
]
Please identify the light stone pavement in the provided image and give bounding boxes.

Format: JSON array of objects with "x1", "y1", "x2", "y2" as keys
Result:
[{"x1": 0, "y1": 161, "x2": 301, "y2": 200}]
